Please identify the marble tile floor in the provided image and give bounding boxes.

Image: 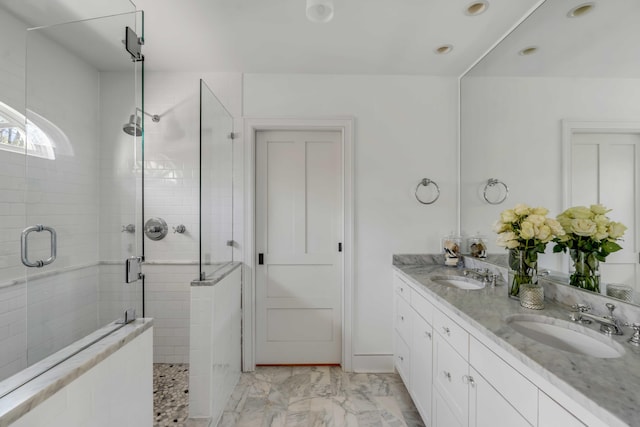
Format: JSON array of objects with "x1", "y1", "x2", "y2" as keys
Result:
[
  {"x1": 154, "y1": 364, "x2": 425, "y2": 427},
  {"x1": 219, "y1": 366, "x2": 425, "y2": 427}
]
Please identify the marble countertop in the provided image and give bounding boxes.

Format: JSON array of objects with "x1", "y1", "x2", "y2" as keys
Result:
[
  {"x1": 393, "y1": 262, "x2": 640, "y2": 427},
  {"x1": 191, "y1": 261, "x2": 242, "y2": 286}
]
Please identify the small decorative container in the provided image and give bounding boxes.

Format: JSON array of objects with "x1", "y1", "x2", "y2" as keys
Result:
[
  {"x1": 606, "y1": 283, "x2": 634, "y2": 302},
  {"x1": 519, "y1": 283, "x2": 545, "y2": 310},
  {"x1": 468, "y1": 235, "x2": 487, "y2": 259},
  {"x1": 442, "y1": 235, "x2": 462, "y2": 267}
]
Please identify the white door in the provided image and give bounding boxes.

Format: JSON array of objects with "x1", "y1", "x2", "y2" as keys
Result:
[
  {"x1": 255, "y1": 130, "x2": 342, "y2": 364},
  {"x1": 571, "y1": 132, "x2": 640, "y2": 294}
]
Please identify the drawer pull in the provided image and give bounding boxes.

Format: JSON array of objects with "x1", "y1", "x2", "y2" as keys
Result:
[
  {"x1": 443, "y1": 371, "x2": 451, "y2": 381},
  {"x1": 463, "y1": 375, "x2": 476, "y2": 387},
  {"x1": 442, "y1": 326, "x2": 451, "y2": 335}
]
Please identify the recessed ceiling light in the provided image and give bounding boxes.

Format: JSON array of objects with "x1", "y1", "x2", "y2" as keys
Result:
[
  {"x1": 466, "y1": 1, "x2": 489, "y2": 16},
  {"x1": 435, "y1": 45, "x2": 453, "y2": 55},
  {"x1": 567, "y1": 2, "x2": 595, "y2": 18},
  {"x1": 518, "y1": 46, "x2": 538, "y2": 56}
]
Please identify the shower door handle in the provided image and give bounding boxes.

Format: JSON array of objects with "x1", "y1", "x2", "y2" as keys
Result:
[{"x1": 21, "y1": 225, "x2": 57, "y2": 268}]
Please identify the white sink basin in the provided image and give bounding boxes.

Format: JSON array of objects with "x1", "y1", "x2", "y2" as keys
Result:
[
  {"x1": 506, "y1": 314, "x2": 624, "y2": 359},
  {"x1": 430, "y1": 275, "x2": 485, "y2": 290}
]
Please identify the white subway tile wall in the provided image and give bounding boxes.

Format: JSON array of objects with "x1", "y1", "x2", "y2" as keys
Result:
[{"x1": 140, "y1": 71, "x2": 242, "y2": 361}]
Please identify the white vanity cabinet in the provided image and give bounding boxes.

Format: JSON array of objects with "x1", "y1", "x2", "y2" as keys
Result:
[
  {"x1": 539, "y1": 392, "x2": 586, "y2": 427},
  {"x1": 411, "y1": 306, "x2": 433, "y2": 426},
  {"x1": 469, "y1": 366, "x2": 531, "y2": 427},
  {"x1": 394, "y1": 273, "x2": 435, "y2": 426},
  {"x1": 392, "y1": 270, "x2": 598, "y2": 427}
]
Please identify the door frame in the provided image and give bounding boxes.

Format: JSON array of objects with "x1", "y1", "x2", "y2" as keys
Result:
[
  {"x1": 561, "y1": 120, "x2": 640, "y2": 275},
  {"x1": 561, "y1": 120, "x2": 640, "y2": 209},
  {"x1": 242, "y1": 117, "x2": 354, "y2": 372}
]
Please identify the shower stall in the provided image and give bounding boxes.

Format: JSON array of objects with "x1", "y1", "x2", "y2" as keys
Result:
[{"x1": 0, "y1": 3, "x2": 146, "y2": 396}]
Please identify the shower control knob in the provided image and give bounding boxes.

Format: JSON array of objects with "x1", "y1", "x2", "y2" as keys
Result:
[
  {"x1": 173, "y1": 225, "x2": 186, "y2": 234},
  {"x1": 144, "y1": 218, "x2": 168, "y2": 241}
]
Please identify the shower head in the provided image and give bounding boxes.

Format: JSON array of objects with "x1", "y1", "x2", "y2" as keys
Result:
[
  {"x1": 123, "y1": 114, "x2": 142, "y2": 136},
  {"x1": 122, "y1": 110, "x2": 161, "y2": 136}
]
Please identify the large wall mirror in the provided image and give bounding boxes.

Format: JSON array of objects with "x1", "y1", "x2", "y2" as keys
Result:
[{"x1": 460, "y1": 0, "x2": 640, "y2": 303}]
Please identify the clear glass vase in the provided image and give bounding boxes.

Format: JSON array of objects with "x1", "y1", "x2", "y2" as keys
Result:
[
  {"x1": 508, "y1": 248, "x2": 538, "y2": 298},
  {"x1": 569, "y1": 249, "x2": 600, "y2": 293}
]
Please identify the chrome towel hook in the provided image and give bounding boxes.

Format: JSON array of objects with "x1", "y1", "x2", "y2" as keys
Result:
[
  {"x1": 483, "y1": 178, "x2": 509, "y2": 204},
  {"x1": 415, "y1": 178, "x2": 440, "y2": 205}
]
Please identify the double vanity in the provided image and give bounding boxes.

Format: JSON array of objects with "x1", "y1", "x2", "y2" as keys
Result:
[{"x1": 392, "y1": 254, "x2": 640, "y2": 427}]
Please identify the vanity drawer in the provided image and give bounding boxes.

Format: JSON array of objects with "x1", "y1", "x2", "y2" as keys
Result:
[
  {"x1": 411, "y1": 288, "x2": 434, "y2": 324},
  {"x1": 470, "y1": 336, "x2": 538, "y2": 424},
  {"x1": 434, "y1": 308, "x2": 469, "y2": 360},
  {"x1": 395, "y1": 295, "x2": 412, "y2": 345},
  {"x1": 394, "y1": 332, "x2": 411, "y2": 386},
  {"x1": 394, "y1": 273, "x2": 411, "y2": 302}
]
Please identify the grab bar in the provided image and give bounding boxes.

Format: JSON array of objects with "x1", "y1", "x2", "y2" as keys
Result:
[{"x1": 21, "y1": 225, "x2": 57, "y2": 268}]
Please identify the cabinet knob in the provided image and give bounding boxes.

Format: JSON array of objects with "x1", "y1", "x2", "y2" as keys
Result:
[
  {"x1": 398, "y1": 356, "x2": 404, "y2": 361},
  {"x1": 400, "y1": 315, "x2": 405, "y2": 321},
  {"x1": 425, "y1": 331, "x2": 432, "y2": 339},
  {"x1": 443, "y1": 371, "x2": 451, "y2": 381},
  {"x1": 463, "y1": 375, "x2": 476, "y2": 387},
  {"x1": 442, "y1": 326, "x2": 451, "y2": 335}
]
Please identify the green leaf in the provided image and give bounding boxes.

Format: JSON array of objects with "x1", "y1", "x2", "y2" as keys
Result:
[{"x1": 601, "y1": 240, "x2": 622, "y2": 254}]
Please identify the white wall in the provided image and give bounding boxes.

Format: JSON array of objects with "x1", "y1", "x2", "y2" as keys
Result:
[
  {"x1": 10, "y1": 327, "x2": 153, "y2": 427},
  {"x1": 461, "y1": 77, "x2": 640, "y2": 270},
  {"x1": 243, "y1": 74, "x2": 459, "y2": 368},
  {"x1": 141, "y1": 71, "x2": 242, "y2": 363},
  {"x1": 189, "y1": 267, "x2": 241, "y2": 423}
]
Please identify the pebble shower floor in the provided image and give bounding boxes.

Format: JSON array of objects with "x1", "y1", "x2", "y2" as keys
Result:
[{"x1": 154, "y1": 363, "x2": 190, "y2": 426}]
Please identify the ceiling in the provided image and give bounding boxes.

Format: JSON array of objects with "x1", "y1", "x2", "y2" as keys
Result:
[
  {"x1": 468, "y1": 0, "x2": 640, "y2": 78},
  {"x1": 128, "y1": 0, "x2": 543, "y2": 75}
]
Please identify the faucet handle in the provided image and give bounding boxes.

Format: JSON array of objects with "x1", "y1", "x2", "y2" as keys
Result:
[
  {"x1": 626, "y1": 323, "x2": 640, "y2": 347},
  {"x1": 572, "y1": 303, "x2": 591, "y2": 313},
  {"x1": 605, "y1": 302, "x2": 616, "y2": 318}
]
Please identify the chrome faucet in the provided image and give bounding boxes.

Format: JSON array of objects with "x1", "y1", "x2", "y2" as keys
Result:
[
  {"x1": 463, "y1": 268, "x2": 497, "y2": 287},
  {"x1": 569, "y1": 303, "x2": 624, "y2": 336}
]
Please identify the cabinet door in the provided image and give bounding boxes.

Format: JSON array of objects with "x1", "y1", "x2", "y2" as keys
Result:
[
  {"x1": 539, "y1": 392, "x2": 586, "y2": 427},
  {"x1": 434, "y1": 390, "x2": 465, "y2": 427},
  {"x1": 469, "y1": 367, "x2": 531, "y2": 427},
  {"x1": 433, "y1": 332, "x2": 468, "y2": 426},
  {"x1": 412, "y1": 310, "x2": 433, "y2": 426}
]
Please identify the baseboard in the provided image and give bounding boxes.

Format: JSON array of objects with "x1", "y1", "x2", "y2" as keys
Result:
[{"x1": 351, "y1": 354, "x2": 394, "y2": 373}]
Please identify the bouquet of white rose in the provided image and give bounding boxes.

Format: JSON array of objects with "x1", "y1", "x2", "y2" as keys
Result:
[
  {"x1": 493, "y1": 204, "x2": 565, "y2": 297},
  {"x1": 553, "y1": 204, "x2": 626, "y2": 292}
]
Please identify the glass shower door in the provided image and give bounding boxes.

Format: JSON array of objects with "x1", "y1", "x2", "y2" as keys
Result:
[
  {"x1": 199, "y1": 80, "x2": 234, "y2": 280},
  {"x1": 24, "y1": 11, "x2": 144, "y2": 366}
]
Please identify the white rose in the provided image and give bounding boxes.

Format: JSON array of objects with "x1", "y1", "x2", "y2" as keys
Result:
[
  {"x1": 527, "y1": 214, "x2": 546, "y2": 227},
  {"x1": 500, "y1": 209, "x2": 516, "y2": 223},
  {"x1": 513, "y1": 204, "x2": 531, "y2": 216},
  {"x1": 519, "y1": 221, "x2": 535, "y2": 240},
  {"x1": 571, "y1": 218, "x2": 597, "y2": 237},
  {"x1": 496, "y1": 231, "x2": 518, "y2": 248},
  {"x1": 590, "y1": 204, "x2": 610, "y2": 215},
  {"x1": 608, "y1": 222, "x2": 627, "y2": 239}
]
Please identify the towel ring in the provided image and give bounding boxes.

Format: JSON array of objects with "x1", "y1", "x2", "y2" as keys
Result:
[
  {"x1": 415, "y1": 178, "x2": 440, "y2": 205},
  {"x1": 483, "y1": 178, "x2": 509, "y2": 205}
]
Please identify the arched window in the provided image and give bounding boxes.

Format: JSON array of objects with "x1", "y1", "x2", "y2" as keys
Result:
[{"x1": 0, "y1": 100, "x2": 66, "y2": 160}]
